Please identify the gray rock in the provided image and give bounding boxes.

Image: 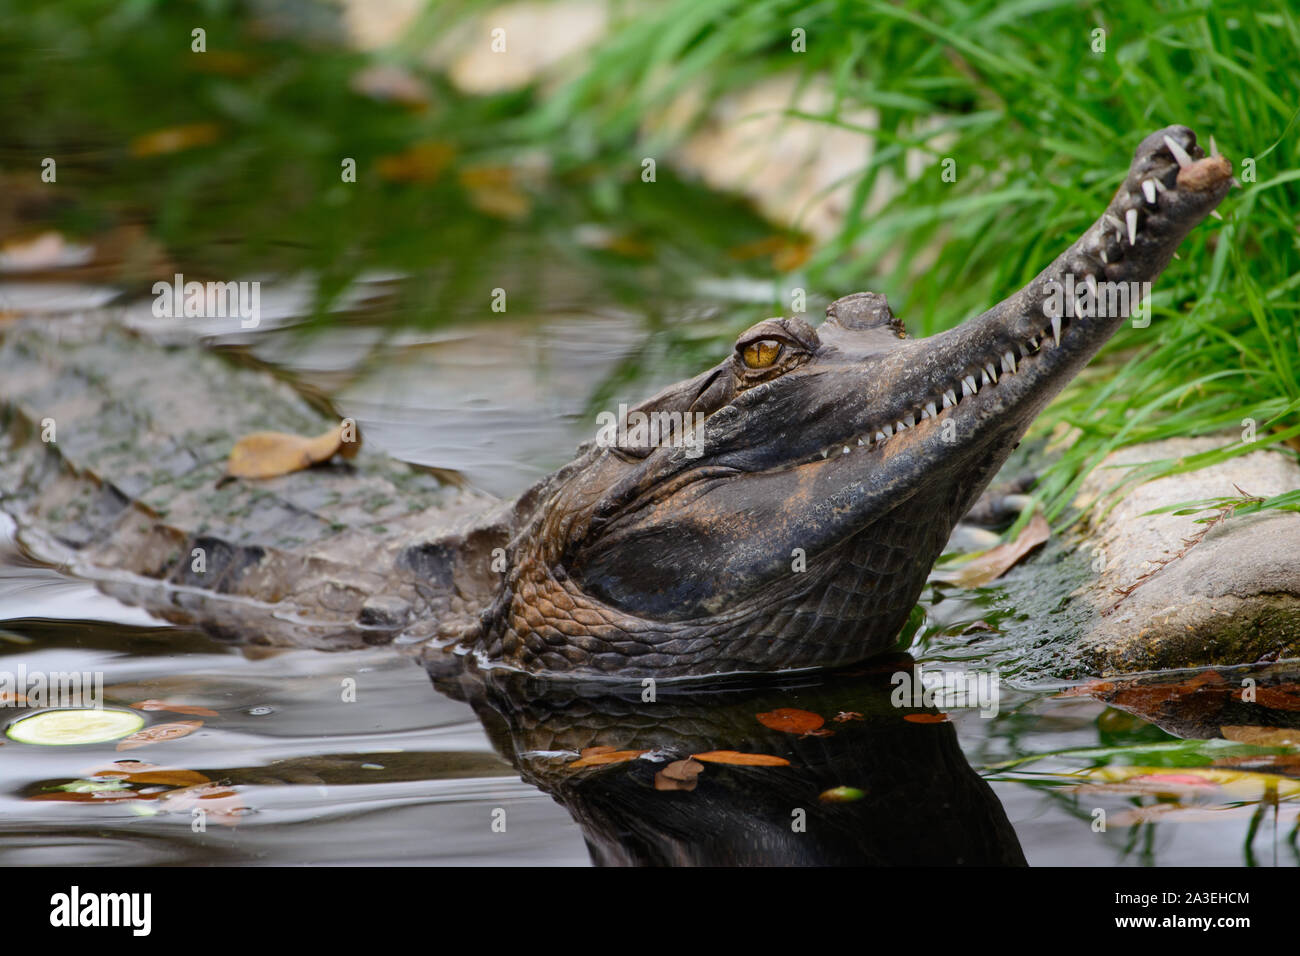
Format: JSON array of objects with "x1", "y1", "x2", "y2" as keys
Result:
[{"x1": 1070, "y1": 436, "x2": 1300, "y2": 672}]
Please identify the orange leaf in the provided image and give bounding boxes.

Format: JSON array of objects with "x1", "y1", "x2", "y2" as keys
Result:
[
  {"x1": 130, "y1": 699, "x2": 219, "y2": 717},
  {"x1": 226, "y1": 423, "x2": 361, "y2": 479},
  {"x1": 568, "y1": 748, "x2": 648, "y2": 768},
  {"x1": 690, "y1": 750, "x2": 791, "y2": 767},
  {"x1": 903, "y1": 713, "x2": 950, "y2": 724},
  {"x1": 115, "y1": 720, "x2": 203, "y2": 751},
  {"x1": 756, "y1": 708, "x2": 824, "y2": 734}
]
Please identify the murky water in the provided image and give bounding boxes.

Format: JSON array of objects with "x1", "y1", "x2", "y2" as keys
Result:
[
  {"x1": 2, "y1": 1, "x2": 1296, "y2": 865},
  {"x1": 2, "y1": 295, "x2": 1297, "y2": 866}
]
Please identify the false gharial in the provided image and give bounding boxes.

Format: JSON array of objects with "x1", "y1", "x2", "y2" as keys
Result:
[{"x1": 0, "y1": 125, "x2": 1233, "y2": 679}]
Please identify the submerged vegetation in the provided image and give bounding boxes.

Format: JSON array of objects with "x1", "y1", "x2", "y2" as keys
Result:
[{"x1": 1, "y1": 0, "x2": 1297, "y2": 520}]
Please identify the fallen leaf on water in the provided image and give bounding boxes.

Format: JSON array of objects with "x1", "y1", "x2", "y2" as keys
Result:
[
  {"x1": 158, "y1": 783, "x2": 248, "y2": 825},
  {"x1": 934, "y1": 512, "x2": 1050, "y2": 587},
  {"x1": 654, "y1": 758, "x2": 704, "y2": 791},
  {"x1": 1255, "y1": 687, "x2": 1300, "y2": 712},
  {"x1": 114, "y1": 769, "x2": 212, "y2": 787},
  {"x1": 903, "y1": 713, "x2": 950, "y2": 724},
  {"x1": 116, "y1": 720, "x2": 203, "y2": 751},
  {"x1": 756, "y1": 708, "x2": 824, "y2": 734},
  {"x1": 1220, "y1": 725, "x2": 1300, "y2": 747},
  {"x1": 376, "y1": 141, "x2": 455, "y2": 183},
  {"x1": 226, "y1": 423, "x2": 361, "y2": 479},
  {"x1": 833, "y1": 711, "x2": 863, "y2": 723},
  {"x1": 130, "y1": 699, "x2": 220, "y2": 717},
  {"x1": 29, "y1": 790, "x2": 150, "y2": 803},
  {"x1": 130, "y1": 123, "x2": 220, "y2": 157},
  {"x1": 567, "y1": 747, "x2": 649, "y2": 768},
  {"x1": 690, "y1": 751, "x2": 791, "y2": 767}
]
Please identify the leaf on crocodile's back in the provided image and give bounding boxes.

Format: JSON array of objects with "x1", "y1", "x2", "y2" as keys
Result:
[
  {"x1": 756, "y1": 708, "x2": 824, "y2": 734},
  {"x1": 225, "y1": 423, "x2": 361, "y2": 479},
  {"x1": 115, "y1": 720, "x2": 203, "y2": 751},
  {"x1": 935, "y1": 512, "x2": 1050, "y2": 588},
  {"x1": 690, "y1": 751, "x2": 790, "y2": 767},
  {"x1": 130, "y1": 699, "x2": 220, "y2": 717}
]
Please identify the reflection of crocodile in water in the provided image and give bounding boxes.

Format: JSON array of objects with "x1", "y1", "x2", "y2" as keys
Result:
[{"x1": 0, "y1": 126, "x2": 1231, "y2": 678}]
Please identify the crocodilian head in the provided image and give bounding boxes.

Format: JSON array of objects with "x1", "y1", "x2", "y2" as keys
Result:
[{"x1": 475, "y1": 125, "x2": 1233, "y2": 678}]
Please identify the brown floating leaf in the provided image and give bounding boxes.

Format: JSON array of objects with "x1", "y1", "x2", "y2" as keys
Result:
[
  {"x1": 654, "y1": 758, "x2": 704, "y2": 792},
  {"x1": 690, "y1": 750, "x2": 791, "y2": 767},
  {"x1": 158, "y1": 783, "x2": 248, "y2": 825},
  {"x1": 1220, "y1": 725, "x2": 1300, "y2": 747},
  {"x1": 116, "y1": 769, "x2": 212, "y2": 787},
  {"x1": 903, "y1": 713, "x2": 950, "y2": 724},
  {"x1": 833, "y1": 711, "x2": 864, "y2": 723},
  {"x1": 567, "y1": 748, "x2": 649, "y2": 768},
  {"x1": 1255, "y1": 687, "x2": 1300, "y2": 712},
  {"x1": 226, "y1": 423, "x2": 361, "y2": 479},
  {"x1": 116, "y1": 720, "x2": 203, "y2": 751},
  {"x1": 936, "y1": 512, "x2": 1050, "y2": 588},
  {"x1": 130, "y1": 123, "x2": 220, "y2": 157},
  {"x1": 756, "y1": 708, "x2": 824, "y2": 734},
  {"x1": 131, "y1": 699, "x2": 219, "y2": 717}
]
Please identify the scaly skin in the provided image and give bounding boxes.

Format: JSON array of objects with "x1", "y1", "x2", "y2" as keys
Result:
[
  {"x1": 0, "y1": 127, "x2": 1232, "y2": 679},
  {"x1": 462, "y1": 126, "x2": 1233, "y2": 677}
]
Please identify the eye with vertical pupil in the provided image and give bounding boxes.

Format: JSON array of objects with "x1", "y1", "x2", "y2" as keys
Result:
[{"x1": 741, "y1": 339, "x2": 782, "y2": 369}]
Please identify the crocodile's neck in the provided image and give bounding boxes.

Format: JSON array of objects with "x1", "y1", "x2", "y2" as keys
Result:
[{"x1": 0, "y1": 126, "x2": 1231, "y2": 679}]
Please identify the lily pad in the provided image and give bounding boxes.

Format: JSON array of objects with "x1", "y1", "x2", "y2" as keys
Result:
[{"x1": 6, "y1": 709, "x2": 146, "y2": 746}]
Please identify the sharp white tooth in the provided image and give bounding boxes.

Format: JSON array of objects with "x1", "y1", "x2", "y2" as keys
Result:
[
  {"x1": 1210, "y1": 209, "x2": 1223, "y2": 220},
  {"x1": 1163, "y1": 134, "x2": 1193, "y2": 168},
  {"x1": 858, "y1": 436, "x2": 866, "y2": 446},
  {"x1": 1002, "y1": 351, "x2": 1016, "y2": 374},
  {"x1": 1028, "y1": 336, "x2": 1039, "y2": 350},
  {"x1": 961, "y1": 379, "x2": 974, "y2": 398},
  {"x1": 1051, "y1": 314, "x2": 1061, "y2": 346},
  {"x1": 882, "y1": 424, "x2": 893, "y2": 437},
  {"x1": 1100, "y1": 249, "x2": 1108, "y2": 264},
  {"x1": 1085, "y1": 273, "x2": 1098, "y2": 299},
  {"x1": 1230, "y1": 177, "x2": 1242, "y2": 189},
  {"x1": 920, "y1": 407, "x2": 932, "y2": 420},
  {"x1": 1153, "y1": 178, "x2": 1168, "y2": 192},
  {"x1": 984, "y1": 362, "x2": 997, "y2": 383},
  {"x1": 964, "y1": 374, "x2": 978, "y2": 393},
  {"x1": 843, "y1": 445, "x2": 851, "y2": 454},
  {"x1": 896, "y1": 420, "x2": 908, "y2": 431},
  {"x1": 925, "y1": 401, "x2": 937, "y2": 417},
  {"x1": 1126, "y1": 208, "x2": 1138, "y2": 245},
  {"x1": 822, "y1": 448, "x2": 829, "y2": 458},
  {"x1": 981, "y1": 369, "x2": 991, "y2": 387},
  {"x1": 875, "y1": 430, "x2": 886, "y2": 443},
  {"x1": 1103, "y1": 213, "x2": 1123, "y2": 232},
  {"x1": 944, "y1": 389, "x2": 957, "y2": 406},
  {"x1": 1210, "y1": 135, "x2": 1220, "y2": 158},
  {"x1": 903, "y1": 414, "x2": 915, "y2": 427},
  {"x1": 1173, "y1": 252, "x2": 1181, "y2": 259},
  {"x1": 1142, "y1": 179, "x2": 1157, "y2": 205}
]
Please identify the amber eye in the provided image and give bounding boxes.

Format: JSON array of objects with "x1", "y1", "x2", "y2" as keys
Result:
[{"x1": 741, "y1": 339, "x2": 782, "y2": 369}]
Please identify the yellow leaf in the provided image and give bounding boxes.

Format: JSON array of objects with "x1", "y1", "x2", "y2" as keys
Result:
[{"x1": 226, "y1": 423, "x2": 361, "y2": 479}]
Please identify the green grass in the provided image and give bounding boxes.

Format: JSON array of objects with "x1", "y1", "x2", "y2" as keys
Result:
[
  {"x1": 476, "y1": 0, "x2": 1300, "y2": 520},
  {"x1": 3, "y1": 0, "x2": 1297, "y2": 520}
]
